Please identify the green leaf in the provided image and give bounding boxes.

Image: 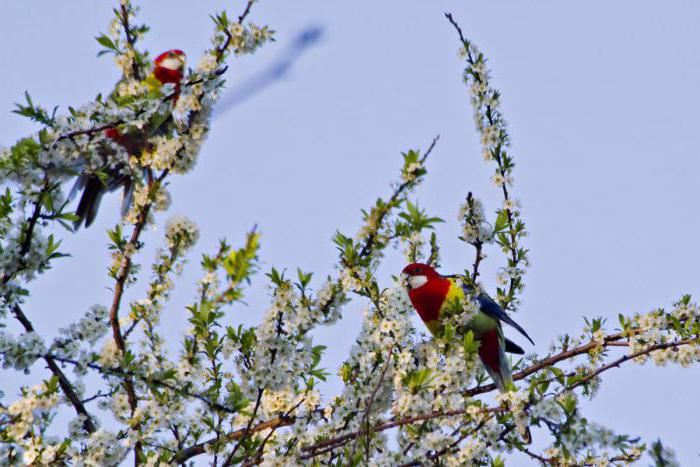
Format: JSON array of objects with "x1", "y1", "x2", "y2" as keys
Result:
[
  {"x1": 494, "y1": 209, "x2": 509, "y2": 233},
  {"x1": 462, "y1": 330, "x2": 479, "y2": 354},
  {"x1": 95, "y1": 34, "x2": 119, "y2": 52}
]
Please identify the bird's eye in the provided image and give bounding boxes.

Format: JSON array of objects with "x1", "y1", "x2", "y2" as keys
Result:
[
  {"x1": 413, "y1": 267, "x2": 422, "y2": 274},
  {"x1": 168, "y1": 52, "x2": 175, "y2": 57}
]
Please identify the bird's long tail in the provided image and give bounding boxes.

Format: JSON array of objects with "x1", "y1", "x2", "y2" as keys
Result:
[
  {"x1": 478, "y1": 330, "x2": 531, "y2": 444},
  {"x1": 72, "y1": 175, "x2": 105, "y2": 229},
  {"x1": 478, "y1": 329, "x2": 514, "y2": 393}
]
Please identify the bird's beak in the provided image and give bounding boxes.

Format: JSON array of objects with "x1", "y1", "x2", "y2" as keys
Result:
[{"x1": 401, "y1": 272, "x2": 410, "y2": 290}]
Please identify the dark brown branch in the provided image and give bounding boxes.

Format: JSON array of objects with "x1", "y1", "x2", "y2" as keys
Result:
[
  {"x1": 223, "y1": 387, "x2": 264, "y2": 465},
  {"x1": 300, "y1": 408, "x2": 497, "y2": 460},
  {"x1": 215, "y1": 0, "x2": 256, "y2": 63},
  {"x1": 18, "y1": 353, "x2": 241, "y2": 415},
  {"x1": 516, "y1": 444, "x2": 550, "y2": 464},
  {"x1": 464, "y1": 332, "x2": 629, "y2": 397},
  {"x1": 1, "y1": 175, "x2": 50, "y2": 285},
  {"x1": 301, "y1": 334, "x2": 698, "y2": 459},
  {"x1": 108, "y1": 176, "x2": 164, "y2": 464},
  {"x1": 170, "y1": 416, "x2": 295, "y2": 464},
  {"x1": 238, "y1": 0, "x2": 256, "y2": 23},
  {"x1": 1, "y1": 178, "x2": 96, "y2": 434},
  {"x1": 54, "y1": 122, "x2": 123, "y2": 143},
  {"x1": 11, "y1": 304, "x2": 96, "y2": 433},
  {"x1": 119, "y1": 3, "x2": 142, "y2": 80},
  {"x1": 445, "y1": 13, "x2": 468, "y2": 47},
  {"x1": 242, "y1": 397, "x2": 308, "y2": 467},
  {"x1": 168, "y1": 329, "x2": 697, "y2": 464},
  {"x1": 567, "y1": 338, "x2": 695, "y2": 391}
]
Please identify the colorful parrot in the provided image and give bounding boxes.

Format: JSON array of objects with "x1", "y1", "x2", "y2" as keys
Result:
[
  {"x1": 401, "y1": 262, "x2": 534, "y2": 393},
  {"x1": 71, "y1": 49, "x2": 186, "y2": 228}
]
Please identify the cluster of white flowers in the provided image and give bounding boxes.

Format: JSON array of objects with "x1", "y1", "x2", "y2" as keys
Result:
[
  {"x1": 116, "y1": 78, "x2": 149, "y2": 98},
  {"x1": 50, "y1": 305, "x2": 109, "y2": 361},
  {"x1": 243, "y1": 279, "x2": 342, "y2": 398},
  {"x1": 165, "y1": 215, "x2": 200, "y2": 251},
  {"x1": 626, "y1": 300, "x2": 700, "y2": 367},
  {"x1": 311, "y1": 286, "x2": 413, "y2": 459},
  {"x1": 0, "y1": 331, "x2": 45, "y2": 371},
  {"x1": 227, "y1": 22, "x2": 274, "y2": 56},
  {"x1": 457, "y1": 36, "x2": 530, "y2": 313},
  {"x1": 339, "y1": 267, "x2": 364, "y2": 293},
  {"x1": 502, "y1": 197, "x2": 519, "y2": 212},
  {"x1": 0, "y1": 226, "x2": 50, "y2": 290},
  {"x1": 97, "y1": 339, "x2": 121, "y2": 368},
  {"x1": 403, "y1": 231, "x2": 425, "y2": 262},
  {"x1": 114, "y1": 49, "x2": 136, "y2": 77},
  {"x1": 447, "y1": 438, "x2": 489, "y2": 466},
  {"x1": 490, "y1": 171, "x2": 512, "y2": 187},
  {"x1": 2, "y1": 381, "x2": 59, "y2": 441},
  {"x1": 139, "y1": 136, "x2": 183, "y2": 171},
  {"x1": 71, "y1": 428, "x2": 127, "y2": 465},
  {"x1": 21, "y1": 440, "x2": 67, "y2": 466},
  {"x1": 458, "y1": 195, "x2": 492, "y2": 244},
  {"x1": 121, "y1": 182, "x2": 171, "y2": 226},
  {"x1": 402, "y1": 159, "x2": 423, "y2": 183},
  {"x1": 196, "y1": 52, "x2": 218, "y2": 74}
]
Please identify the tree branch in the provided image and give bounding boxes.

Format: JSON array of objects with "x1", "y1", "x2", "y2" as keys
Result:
[
  {"x1": 357, "y1": 135, "x2": 439, "y2": 261},
  {"x1": 119, "y1": 2, "x2": 142, "y2": 80},
  {"x1": 222, "y1": 387, "x2": 264, "y2": 465},
  {"x1": 11, "y1": 304, "x2": 96, "y2": 433},
  {"x1": 349, "y1": 345, "x2": 393, "y2": 462},
  {"x1": 300, "y1": 334, "x2": 698, "y2": 459},
  {"x1": 567, "y1": 338, "x2": 696, "y2": 391}
]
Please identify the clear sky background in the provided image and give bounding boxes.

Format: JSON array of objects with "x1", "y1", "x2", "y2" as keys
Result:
[{"x1": 1, "y1": 1, "x2": 699, "y2": 464}]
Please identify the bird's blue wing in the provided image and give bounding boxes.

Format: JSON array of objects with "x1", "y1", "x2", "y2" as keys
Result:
[{"x1": 465, "y1": 284, "x2": 535, "y2": 346}]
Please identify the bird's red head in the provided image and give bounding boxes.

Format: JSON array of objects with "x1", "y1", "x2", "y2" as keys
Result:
[
  {"x1": 401, "y1": 262, "x2": 440, "y2": 291},
  {"x1": 153, "y1": 49, "x2": 186, "y2": 85}
]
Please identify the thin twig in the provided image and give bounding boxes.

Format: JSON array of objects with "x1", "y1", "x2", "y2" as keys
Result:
[
  {"x1": 357, "y1": 135, "x2": 439, "y2": 260},
  {"x1": 242, "y1": 397, "x2": 308, "y2": 466},
  {"x1": 119, "y1": 3, "x2": 142, "y2": 80},
  {"x1": 170, "y1": 416, "x2": 295, "y2": 464},
  {"x1": 223, "y1": 387, "x2": 265, "y2": 465},
  {"x1": 238, "y1": 0, "x2": 256, "y2": 23},
  {"x1": 445, "y1": 12, "x2": 524, "y2": 310},
  {"x1": 349, "y1": 345, "x2": 393, "y2": 462},
  {"x1": 567, "y1": 338, "x2": 695, "y2": 391}
]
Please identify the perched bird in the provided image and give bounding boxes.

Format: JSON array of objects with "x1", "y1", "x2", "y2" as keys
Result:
[
  {"x1": 71, "y1": 49, "x2": 186, "y2": 228},
  {"x1": 401, "y1": 262, "x2": 534, "y2": 393}
]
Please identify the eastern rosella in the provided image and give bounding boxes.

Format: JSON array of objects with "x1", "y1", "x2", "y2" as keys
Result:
[
  {"x1": 402, "y1": 262, "x2": 534, "y2": 393},
  {"x1": 71, "y1": 49, "x2": 186, "y2": 228}
]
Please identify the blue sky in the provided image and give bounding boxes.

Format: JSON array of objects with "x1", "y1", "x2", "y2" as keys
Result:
[{"x1": 2, "y1": 1, "x2": 699, "y2": 463}]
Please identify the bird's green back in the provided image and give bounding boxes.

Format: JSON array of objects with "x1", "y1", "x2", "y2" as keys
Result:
[{"x1": 441, "y1": 277, "x2": 503, "y2": 341}]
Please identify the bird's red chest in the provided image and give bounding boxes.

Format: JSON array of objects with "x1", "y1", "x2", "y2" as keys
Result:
[
  {"x1": 154, "y1": 67, "x2": 183, "y2": 85},
  {"x1": 408, "y1": 278, "x2": 451, "y2": 323}
]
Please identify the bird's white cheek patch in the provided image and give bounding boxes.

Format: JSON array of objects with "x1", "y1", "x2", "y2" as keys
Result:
[
  {"x1": 408, "y1": 275, "x2": 428, "y2": 290},
  {"x1": 160, "y1": 57, "x2": 183, "y2": 70}
]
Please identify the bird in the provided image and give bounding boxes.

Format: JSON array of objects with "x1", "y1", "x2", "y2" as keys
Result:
[
  {"x1": 70, "y1": 49, "x2": 186, "y2": 229},
  {"x1": 401, "y1": 262, "x2": 534, "y2": 393}
]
